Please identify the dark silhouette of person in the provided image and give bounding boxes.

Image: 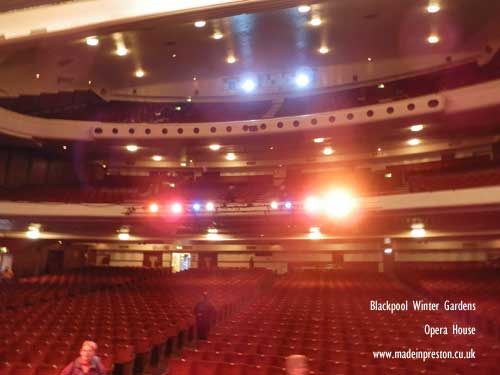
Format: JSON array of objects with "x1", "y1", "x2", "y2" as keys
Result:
[{"x1": 194, "y1": 292, "x2": 216, "y2": 340}]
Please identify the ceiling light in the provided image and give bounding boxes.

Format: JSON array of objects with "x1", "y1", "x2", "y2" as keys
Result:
[
  {"x1": 295, "y1": 72, "x2": 311, "y2": 88},
  {"x1": 313, "y1": 138, "x2": 324, "y2": 143},
  {"x1": 88, "y1": 80, "x2": 92, "y2": 85},
  {"x1": 384, "y1": 172, "x2": 392, "y2": 178},
  {"x1": 270, "y1": 201, "x2": 279, "y2": 209},
  {"x1": 304, "y1": 196, "x2": 321, "y2": 213},
  {"x1": 116, "y1": 46, "x2": 129, "y2": 56},
  {"x1": 194, "y1": 20, "x2": 206, "y2": 28},
  {"x1": 410, "y1": 124, "x2": 424, "y2": 132},
  {"x1": 135, "y1": 69, "x2": 145, "y2": 78},
  {"x1": 102, "y1": 164, "x2": 107, "y2": 169},
  {"x1": 377, "y1": 147, "x2": 382, "y2": 152},
  {"x1": 175, "y1": 106, "x2": 182, "y2": 111},
  {"x1": 226, "y1": 56, "x2": 237, "y2": 64},
  {"x1": 152, "y1": 155, "x2": 163, "y2": 161},
  {"x1": 308, "y1": 227, "x2": 322, "y2": 240},
  {"x1": 318, "y1": 46, "x2": 330, "y2": 54},
  {"x1": 170, "y1": 183, "x2": 176, "y2": 188},
  {"x1": 241, "y1": 78, "x2": 256, "y2": 93},
  {"x1": 324, "y1": 189, "x2": 358, "y2": 218},
  {"x1": 171, "y1": 203, "x2": 183, "y2": 214},
  {"x1": 209, "y1": 144, "x2": 221, "y2": 151},
  {"x1": 284, "y1": 201, "x2": 293, "y2": 209},
  {"x1": 193, "y1": 77, "x2": 197, "y2": 81},
  {"x1": 298, "y1": 5, "x2": 311, "y2": 13},
  {"x1": 126, "y1": 144, "x2": 138, "y2": 152},
  {"x1": 310, "y1": 17, "x2": 322, "y2": 26},
  {"x1": 172, "y1": 53, "x2": 177, "y2": 58},
  {"x1": 26, "y1": 225, "x2": 40, "y2": 240},
  {"x1": 225, "y1": 152, "x2": 236, "y2": 161},
  {"x1": 86, "y1": 36, "x2": 99, "y2": 46},
  {"x1": 36, "y1": 73, "x2": 40, "y2": 79},
  {"x1": 149, "y1": 203, "x2": 159, "y2": 213},
  {"x1": 384, "y1": 248, "x2": 393, "y2": 254},
  {"x1": 212, "y1": 32, "x2": 223, "y2": 40},
  {"x1": 407, "y1": 138, "x2": 421, "y2": 146},
  {"x1": 62, "y1": 145, "x2": 67, "y2": 150},
  {"x1": 180, "y1": 162, "x2": 187, "y2": 167},
  {"x1": 192, "y1": 203, "x2": 201, "y2": 212},
  {"x1": 367, "y1": 57, "x2": 372, "y2": 62},
  {"x1": 378, "y1": 83, "x2": 385, "y2": 89},
  {"x1": 186, "y1": 97, "x2": 192, "y2": 102},
  {"x1": 426, "y1": 2, "x2": 440, "y2": 13},
  {"x1": 410, "y1": 223, "x2": 426, "y2": 238},
  {"x1": 118, "y1": 232, "x2": 129, "y2": 241},
  {"x1": 323, "y1": 147, "x2": 334, "y2": 155},
  {"x1": 205, "y1": 202, "x2": 215, "y2": 211},
  {"x1": 176, "y1": 245, "x2": 183, "y2": 250},
  {"x1": 427, "y1": 34, "x2": 439, "y2": 44}
]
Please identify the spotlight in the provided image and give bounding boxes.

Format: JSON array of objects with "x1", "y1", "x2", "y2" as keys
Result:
[
  {"x1": 86, "y1": 36, "x2": 99, "y2": 46},
  {"x1": 212, "y1": 32, "x2": 223, "y2": 40},
  {"x1": 152, "y1": 155, "x2": 163, "y2": 161},
  {"x1": 411, "y1": 223, "x2": 426, "y2": 238},
  {"x1": 194, "y1": 20, "x2": 206, "y2": 28},
  {"x1": 407, "y1": 138, "x2": 421, "y2": 146},
  {"x1": 270, "y1": 201, "x2": 279, "y2": 209},
  {"x1": 118, "y1": 232, "x2": 130, "y2": 241},
  {"x1": 171, "y1": 203, "x2": 183, "y2": 214},
  {"x1": 410, "y1": 124, "x2": 424, "y2": 132},
  {"x1": 116, "y1": 46, "x2": 129, "y2": 56},
  {"x1": 313, "y1": 138, "x2": 324, "y2": 143},
  {"x1": 324, "y1": 189, "x2": 358, "y2": 218},
  {"x1": 149, "y1": 203, "x2": 159, "y2": 213},
  {"x1": 427, "y1": 34, "x2": 439, "y2": 44},
  {"x1": 318, "y1": 46, "x2": 330, "y2": 54},
  {"x1": 192, "y1": 203, "x2": 201, "y2": 212},
  {"x1": 304, "y1": 196, "x2": 321, "y2": 213},
  {"x1": 205, "y1": 202, "x2": 215, "y2": 211},
  {"x1": 226, "y1": 56, "x2": 237, "y2": 64},
  {"x1": 298, "y1": 5, "x2": 311, "y2": 13},
  {"x1": 427, "y1": 2, "x2": 440, "y2": 13},
  {"x1": 207, "y1": 228, "x2": 218, "y2": 234},
  {"x1": 295, "y1": 72, "x2": 311, "y2": 88},
  {"x1": 308, "y1": 227, "x2": 322, "y2": 240},
  {"x1": 323, "y1": 147, "x2": 334, "y2": 155},
  {"x1": 126, "y1": 144, "x2": 138, "y2": 152},
  {"x1": 209, "y1": 144, "x2": 221, "y2": 151},
  {"x1": 378, "y1": 83, "x2": 385, "y2": 89},
  {"x1": 241, "y1": 78, "x2": 256, "y2": 93},
  {"x1": 284, "y1": 201, "x2": 293, "y2": 209},
  {"x1": 384, "y1": 248, "x2": 393, "y2": 254},
  {"x1": 225, "y1": 152, "x2": 236, "y2": 161},
  {"x1": 134, "y1": 69, "x2": 145, "y2": 78},
  {"x1": 310, "y1": 17, "x2": 322, "y2": 26},
  {"x1": 26, "y1": 225, "x2": 40, "y2": 239},
  {"x1": 384, "y1": 172, "x2": 392, "y2": 178}
]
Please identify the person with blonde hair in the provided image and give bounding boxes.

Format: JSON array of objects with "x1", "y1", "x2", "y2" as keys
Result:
[
  {"x1": 60, "y1": 341, "x2": 106, "y2": 375},
  {"x1": 286, "y1": 354, "x2": 309, "y2": 375}
]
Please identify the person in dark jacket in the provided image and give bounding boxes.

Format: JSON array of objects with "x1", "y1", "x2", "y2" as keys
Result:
[
  {"x1": 60, "y1": 341, "x2": 106, "y2": 375},
  {"x1": 194, "y1": 292, "x2": 216, "y2": 340}
]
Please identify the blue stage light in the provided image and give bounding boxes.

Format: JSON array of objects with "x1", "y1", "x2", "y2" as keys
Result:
[
  {"x1": 192, "y1": 203, "x2": 201, "y2": 212},
  {"x1": 284, "y1": 201, "x2": 293, "y2": 209}
]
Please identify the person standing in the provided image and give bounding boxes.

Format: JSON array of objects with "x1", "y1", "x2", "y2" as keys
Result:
[
  {"x1": 194, "y1": 292, "x2": 216, "y2": 340},
  {"x1": 60, "y1": 341, "x2": 106, "y2": 375}
]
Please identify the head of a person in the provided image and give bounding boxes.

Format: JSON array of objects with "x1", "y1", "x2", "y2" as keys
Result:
[
  {"x1": 79, "y1": 341, "x2": 97, "y2": 364},
  {"x1": 286, "y1": 354, "x2": 308, "y2": 375}
]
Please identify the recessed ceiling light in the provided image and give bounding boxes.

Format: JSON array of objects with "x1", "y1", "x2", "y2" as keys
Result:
[
  {"x1": 172, "y1": 53, "x2": 177, "y2": 58},
  {"x1": 298, "y1": 5, "x2": 311, "y2": 13},
  {"x1": 194, "y1": 20, "x2": 206, "y2": 28},
  {"x1": 318, "y1": 46, "x2": 330, "y2": 54},
  {"x1": 102, "y1": 164, "x2": 107, "y2": 169},
  {"x1": 126, "y1": 144, "x2": 138, "y2": 152},
  {"x1": 226, "y1": 152, "x2": 236, "y2": 161},
  {"x1": 206, "y1": 202, "x2": 215, "y2": 211},
  {"x1": 152, "y1": 155, "x2": 163, "y2": 161},
  {"x1": 209, "y1": 144, "x2": 221, "y2": 151},
  {"x1": 270, "y1": 201, "x2": 279, "y2": 209},
  {"x1": 62, "y1": 145, "x2": 67, "y2": 150},
  {"x1": 426, "y1": 2, "x2": 440, "y2": 13},
  {"x1": 212, "y1": 32, "x2": 223, "y2": 40},
  {"x1": 323, "y1": 147, "x2": 334, "y2": 155},
  {"x1": 313, "y1": 138, "x2": 324, "y2": 143},
  {"x1": 410, "y1": 124, "x2": 424, "y2": 132},
  {"x1": 175, "y1": 106, "x2": 182, "y2": 111},
  {"x1": 35, "y1": 73, "x2": 40, "y2": 79},
  {"x1": 310, "y1": 17, "x2": 322, "y2": 26},
  {"x1": 378, "y1": 83, "x2": 385, "y2": 89},
  {"x1": 407, "y1": 138, "x2": 421, "y2": 146},
  {"x1": 116, "y1": 46, "x2": 129, "y2": 56},
  {"x1": 241, "y1": 79, "x2": 256, "y2": 93},
  {"x1": 88, "y1": 80, "x2": 92, "y2": 85},
  {"x1": 226, "y1": 56, "x2": 237, "y2": 64},
  {"x1": 427, "y1": 34, "x2": 439, "y2": 44},
  {"x1": 384, "y1": 172, "x2": 392, "y2": 178},
  {"x1": 367, "y1": 57, "x2": 372, "y2": 62},
  {"x1": 377, "y1": 147, "x2": 382, "y2": 152},
  {"x1": 135, "y1": 69, "x2": 145, "y2": 78},
  {"x1": 86, "y1": 36, "x2": 99, "y2": 46},
  {"x1": 193, "y1": 76, "x2": 197, "y2": 81},
  {"x1": 295, "y1": 72, "x2": 311, "y2": 88}
]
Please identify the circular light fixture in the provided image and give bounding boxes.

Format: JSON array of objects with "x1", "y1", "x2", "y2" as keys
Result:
[
  {"x1": 298, "y1": 5, "x2": 311, "y2": 13},
  {"x1": 26, "y1": 226, "x2": 40, "y2": 239},
  {"x1": 241, "y1": 79, "x2": 256, "y2": 93},
  {"x1": 226, "y1": 56, "x2": 237, "y2": 64},
  {"x1": 322, "y1": 147, "x2": 334, "y2": 155},
  {"x1": 284, "y1": 201, "x2": 293, "y2": 209},
  {"x1": 186, "y1": 97, "x2": 192, "y2": 102},
  {"x1": 410, "y1": 124, "x2": 424, "y2": 132},
  {"x1": 407, "y1": 138, "x2": 421, "y2": 146},
  {"x1": 310, "y1": 17, "x2": 322, "y2": 26},
  {"x1": 126, "y1": 144, "x2": 138, "y2": 152},
  {"x1": 86, "y1": 36, "x2": 99, "y2": 46},
  {"x1": 378, "y1": 83, "x2": 385, "y2": 89},
  {"x1": 171, "y1": 203, "x2": 183, "y2": 214},
  {"x1": 384, "y1": 172, "x2": 392, "y2": 179},
  {"x1": 313, "y1": 138, "x2": 324, "y2": 143},
  {"x1": 318, "y1": 46, "x2": 330, "y2": 54},
  {"x1": 209, "y1": 144, "x2": 221, "y2": 151},
  {"x1": 427, "y1": 2, "x2": 440, "y2": 13},
  {"x1": 135, "y1": 69, "x2": 145, "y2": 78},
  {"x1": 118, "y1": 232, "x2": 129, "y2": 241},
  {"x1": 384, "y1": 248, "x2": 393, "y2": 254},
  {"x1": 270, "y1": 201, "x2": 279, "y2": 209},
  {"x1": 36, "y1": 73, "x2": 40, "y2": 79},
  {"x1": 192, "y1": 203, "x2": 201, "y2": 212},
  {"x1": 427, "y1": 34, "x2": 440, "y2": 44},
  {"x1": 225, "y1": 152, "x2": 236, "y2": 161},
  {"x1": 367, "y1": 57, "x2": 372, "y2": 62},
  {"x1": 149, "y1": 203, "x2": 159, "y2": 213},
  {"x1": 194, "y1": 20, "x2": 206, "y2": 28},
  {"x1": 377, "y1": 147, "x2": 382, "y2": 152},
  {"x1": 304, "y1": 196, "x2": 321, "y2": 213},
  {"x1": 295, "y1": 72, "x2": 311, "y2": 88},
  {"x1": 212, "y1": 32, "x2": 223, "y2": 40},
  {"x1": 152, "y1": 155, "x2": 163, "y2": 161},
  {"x1": 116, "y1": 46, "x2": 129, "y2": 56},
  {"x1": 88, "y1": 80, "x2": 92, "y2": 85},
  {"x1": 205, "y1": 202, "x2": 215, "y2": 211},
  {"x1": 324, "y1": 189, "x2": 358, "y2": 219},
  {"x1": 62, "y1": 145, "x2": 67, "y2": 150}
]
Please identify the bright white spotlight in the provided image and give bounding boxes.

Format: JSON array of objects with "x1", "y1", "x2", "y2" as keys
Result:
[
  {"x1": 284, "y1": 201, "x2": 293, "y2": 209},
  {"x1": 126, "y1": 144, "x2": 138, "y2": 152},
  {"x1": 194, "y1": 20, "x2": 206, "y2": 28},
  {"x1": 118, "y1": 232, "x2": 129, "y2": 241},
  {"x1": 205, "y1": 202, "x2": 215, "y2": 211},
  {"x1": 407, "y1": 138, "x2": 421, "y2": 146},
  {"x1": 411, "y1": 223, "x2": 426, "y2": 238},
  {"x1": 384, "y1": 248, "x2": 393, "y2": 254},
  {"x1": 152, "y1": 155, "x2": 163, "y2": 161},
  {"x1": 212, "y1": 32, "x2": 223, "y2": 40},
  {"x1": 304, "y1": 196, "x2": 321, "y2": 213},
  {"x1": 313, "y1": 138, "x2": 324, "y2": 143},
  {"x1": 149, "y1": 203, "x2": 159, "y2": 213},
  {"x1": 225, "y1": 152, "x2": 236, "y2": 161},
  {"x1": 323, "y1": 147, "x2": 334, "y2": 155},
  {"x1": 324, "y1": 189, "x2": 358, "y2": 218},
  {"x1": 241, "y1": 78, "x2": 256, "y2": 93},
  {"x1": 209, "y1": 144, "x2": 221, "y2": 151},
  {"x1": 116, "y1": 46, "x2": 129, "y2": 56},
  {"x1": 226, "y1": 56, "x2": 237, "y2": 64},
  {"x1": 26, "y1": 226, "x2": 40, "y2": 239},
  {"x1": 134, "y1": 69, "x2": 145, "y2": 78},
  {"x1": 192, "y1": 203, "x2": 201, "y2": 212},
  {"x1": 298, "y1": 5, "x2": 311, "y2": 13},
  {"x1": 295, "y1": 72, "x2": 311, "y2": 88},
  {"x1": 310, "y1": 17, "x2": 322, "y2": 26},
  {"x1": 171, "y1": 203, "x2": 183, "y2": 214},
  {"x1": 308, "y1": 227, "x2": 322, "y2": 240},
  {"x1": 427, "y1": 34, "x2": 440, "y2": 44},
  {"x1": 318, "y1": 46, "x2": 330, "y2": 54},
  {"x1": 86, "y1": 36, "x2": 99, "y2": 46},
  {"x1": 270, "y1": 201, "x2": 279, "y2": 209},
  {"x1": 410, "y1": 124, "x2": 424, "y2": 132},
  {"x1": 427, "y1": 2, "x2": 440, "y2": 13}
]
